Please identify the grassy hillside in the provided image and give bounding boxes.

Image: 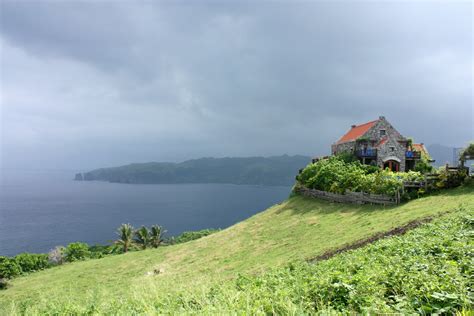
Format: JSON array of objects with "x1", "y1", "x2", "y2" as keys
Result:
[
  {"x1": 149, "y1": 206, "x2": 472, "y2": 314},
  {"x1": 1, "y1": 185, "x2": 473, "y2": 314}
]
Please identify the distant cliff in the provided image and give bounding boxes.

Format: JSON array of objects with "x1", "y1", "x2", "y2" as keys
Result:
[{"x1": 80, "y1": 155, "x2": 311, "y2": 186}]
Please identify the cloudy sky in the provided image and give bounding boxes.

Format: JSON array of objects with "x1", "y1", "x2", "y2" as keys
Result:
[{"x1": 0, "y1": 1, "x2": 472, "y2": 170}]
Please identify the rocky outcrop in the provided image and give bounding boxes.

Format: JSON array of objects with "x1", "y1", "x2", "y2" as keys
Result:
[{"x1": 74, "y1": 173, "x2": 83, "y2": 181}]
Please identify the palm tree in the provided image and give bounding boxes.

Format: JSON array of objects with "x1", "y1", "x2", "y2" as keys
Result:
[
  {"x1": 149, "y1": 225, "x2": 164, "y2": 248},
  {"x1": 134, "y1": 226, "x2": 150, "y2": 250},
  {"x1": 115, "y1": 224, "x2": 134, "y2": 253}
]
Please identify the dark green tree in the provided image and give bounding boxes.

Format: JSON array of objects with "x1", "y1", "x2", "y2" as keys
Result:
[
  {"x1": 134, "y1": 226, "x2": 150, "y2": 250},
  {"x1": 149, "y1": 225, "x2": 164, "y2": 248},
  {"x1": 115, "y1": 224, "x2": 134, "y2": 253}
]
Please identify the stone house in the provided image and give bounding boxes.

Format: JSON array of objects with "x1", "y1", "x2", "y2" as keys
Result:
[{"x1": 331, "y1": 116, "x2": 428, "y2": 172}]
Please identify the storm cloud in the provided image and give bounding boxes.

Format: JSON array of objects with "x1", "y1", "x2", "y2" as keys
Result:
[{"x1": 0, "y1": 1, "x2": 472, "y2": 170}]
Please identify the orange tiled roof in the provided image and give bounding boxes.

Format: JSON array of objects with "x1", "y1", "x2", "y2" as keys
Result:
[
  {"x1": 336, "y1": 119, "x2": 378, "y2": 144},
  {"x1": 412, "y1": 143, "x2": 427, "y2": 154}
]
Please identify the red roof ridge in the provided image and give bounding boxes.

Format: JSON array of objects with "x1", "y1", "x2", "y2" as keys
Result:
[{"x1": 336, "y1": 119, "x2": 379, "y2": 144}]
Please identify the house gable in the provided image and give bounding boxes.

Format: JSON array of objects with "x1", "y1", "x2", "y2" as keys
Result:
[
  {"x1": 336, "y1": 120, "x2": 378, "y2": 144},
  {"x1": 363, "y1": 116, "x2": 406, "y2": 143}
]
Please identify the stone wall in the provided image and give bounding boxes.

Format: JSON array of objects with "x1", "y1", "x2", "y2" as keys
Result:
[
  {"x1": 377, "y1": 137, "x2": 406, "y2": 171},
  {"x1": 333, "y1": 140, "x2": 356, "y2": 155}
]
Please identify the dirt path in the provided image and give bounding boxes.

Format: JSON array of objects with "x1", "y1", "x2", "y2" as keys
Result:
[{"x1": 307, "y1": 213, "x2": 446, "y2": 263}]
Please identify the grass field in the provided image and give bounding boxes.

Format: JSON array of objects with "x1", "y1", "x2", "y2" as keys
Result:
[{"x1": 1, "y1": 185, "x2": 473, "y2": 314}]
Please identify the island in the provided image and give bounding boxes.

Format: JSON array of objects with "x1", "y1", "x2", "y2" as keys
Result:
[{"x1": 78, "y1": 155, "x2": 311, "y2": 186}]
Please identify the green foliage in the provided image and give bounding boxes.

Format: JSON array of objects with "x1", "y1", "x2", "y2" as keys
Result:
[
  {"x1": 0, "y1": 257, "x2": 22, "y2": 279},
  {"x1": 88, "y1": 245, "x2": 114, "y2": 259},
  {"x1": 414, "y1": 158, "x2": 433, "y2": 173},
  {"x1": 296, "y1": 156, "x2": 423, "y2": 196},
  {"x1": 115, "y1": 224, "x2": 134, "y2": 253},
  {"x1": 335, "y1": 151, "x2": 358, "y2": 163},
  {"x1": 149, "y1": 225, "x2": 164, "y2": 248},
  {"x1": 14, "y1": 253, "x2": 49, "y2": 273},
  {"x1": 64, "y1": 242, "x2": 91, "y2": 262},
  {"x1": 436, "y1": 167, "x2": 467, "y2": 189},
  {"x1": 460, "y1": 142, "x2": 474, "y2": 159},
  {"x1": 0, "y1": 278, "x2": 8, "y2": 290},
  {"x1": 169, "y1": 229, "x2": 220, "y2": 245},
  {"x1": 134, "y1": 226, "x2": 150, "y2": 250}
]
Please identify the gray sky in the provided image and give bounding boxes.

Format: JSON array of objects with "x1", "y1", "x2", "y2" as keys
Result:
[{"x1": 1, "y1": 1, "x2": 472, "y2": 170}]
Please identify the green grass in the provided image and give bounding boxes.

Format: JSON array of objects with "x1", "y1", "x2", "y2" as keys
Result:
[
  {"x1": 1, "y1": 185, "x2": 473, "y2": 314},
  {"x1": 143, "y1": 206, "x2": 473, "y2": 314}
]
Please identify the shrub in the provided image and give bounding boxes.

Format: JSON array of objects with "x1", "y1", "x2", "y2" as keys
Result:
[
  {"x1": 14, "y1": 253, "x2": 50, "y2": 273},
  {"x1": 169, "y1": 229, "x2": 220, "y2": 244},
  {"x1": 436, "y1": 167, "x2": 467, "y2": 189},
  {"x1": 89, "y1": 244, "x2": 114, "y2": 259},
  {"x1": 414, "y1": 158, "x2": 433, "y2": 173},
  {"x1": 335, "y1": 151, "x2": 358, "y2": 163},
  {"x1": 0, "y1": 278, "x2": 8, "y2": 290},
  {"x1": 64, "y1": 242, "x2": 91, "y2": 262},
  {"x1": 48, "y1": 246, "x2": 65, "y2": 265},
  {"x1": 296, "y1": 156, "x2": 423, "y2": 197},
  {"x1": 0, "y1": 257, "x2": 22, "y2": 279}
]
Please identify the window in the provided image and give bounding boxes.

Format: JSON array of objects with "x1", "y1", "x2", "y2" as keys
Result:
[
  {"x1": 390, "y1": 146, "x2": 395, "y2": 152},
  {"x1": 380, "y1": 129, "x2": 386, "y2": 137}
]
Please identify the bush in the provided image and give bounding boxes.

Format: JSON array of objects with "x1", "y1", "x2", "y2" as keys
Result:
[
  {"x1": 0, "y1": 278, "x2": 8, "y2": 290},
  {"x1": 296, "y1": 156, "x2": 423, "y2": 196},
  {"x1": 169, "y1": 229, "x2": 220, "y2": 244},
  {"x1": 0, "y1": 257, "x2": 22, "y2": 279},
  {"x1": 14, "y1": 253, "x2": 50, "y2": 273},
  {"x1": 335, "y1": 151, "x2": 358, "y2": 163},
  {"x1": 89, "y1": 244, "x2": 114, "y2": 259},
  {"x1": 64, "y1": 242, "x2": 91, "y2": 262},
  {"x1": 436, "y1": 168, "x2": 467, "y2": 189}
]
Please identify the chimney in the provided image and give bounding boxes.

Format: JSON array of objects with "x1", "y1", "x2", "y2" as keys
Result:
[{"x1": 351, "y1": 125, "x2": 356, "y2": 128}]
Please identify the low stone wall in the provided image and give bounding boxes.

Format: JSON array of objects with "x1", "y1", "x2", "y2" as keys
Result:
[{"x1": 294, "y1": 186, "x2": 399, "y2": 205}]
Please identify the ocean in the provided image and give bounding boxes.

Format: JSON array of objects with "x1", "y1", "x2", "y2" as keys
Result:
[{"x1": 0, "y1": 169, "x2": 291, "y2": 256}]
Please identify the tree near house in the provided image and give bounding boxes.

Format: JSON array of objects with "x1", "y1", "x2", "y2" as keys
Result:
[
  {"x1": 134, "y1": 226, "x2": 150, "y2": 250},
  {"x1": 115, "y1": 224, "x2": 134, "y2": 253},
  {"x1": 460, "y1": 142, "x2": 474, "y2": 162}
]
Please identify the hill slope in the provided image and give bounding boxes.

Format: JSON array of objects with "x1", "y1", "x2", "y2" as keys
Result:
[
  {"x1": 1, "y1": 185, "x2": 473, "y2": 314},
  {"x1": 81, "y1": 155, "x2": 311, "y2": 186}
]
